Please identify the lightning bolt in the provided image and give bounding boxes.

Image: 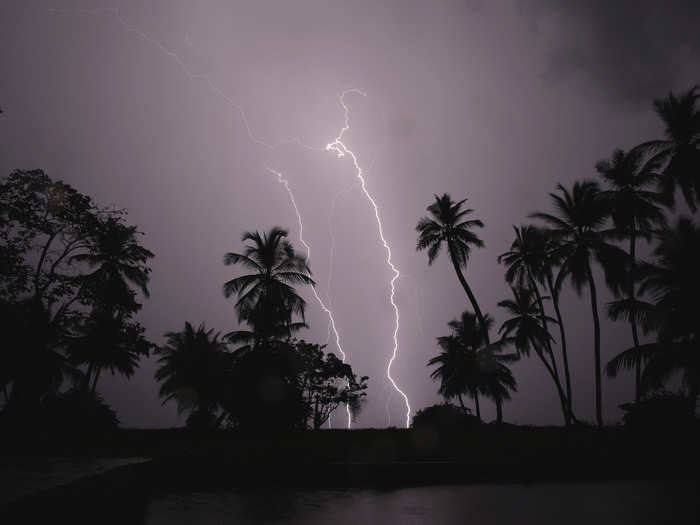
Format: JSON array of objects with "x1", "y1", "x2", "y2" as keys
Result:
[
  {"x1": 50, "y1": 8, "x2": 412, "y2": 428},
  {"x1": 265, "y1": 166, "x2": 353, "y2": 429},
  {"x1": 326, "y1": 90, "x2": 411, "y2": 428}
]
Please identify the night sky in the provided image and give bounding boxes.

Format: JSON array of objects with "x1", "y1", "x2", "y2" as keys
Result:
[{"x1": 2, "y1": 0, "x2": 698, "y2": 428}]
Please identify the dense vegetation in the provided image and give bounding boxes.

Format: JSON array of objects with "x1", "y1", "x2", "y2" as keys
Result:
[
  {"x1": 421, "y1": 86, "x2": 699, "y2": 428},
  {"x1": 1, "y1": 86, "x2": 697, "y2": 437}
]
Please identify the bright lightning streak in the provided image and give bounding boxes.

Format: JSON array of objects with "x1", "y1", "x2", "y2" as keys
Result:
[
  {"x1": 52, "y1": 8, "x2": 411, "y2": 429},
  {"x1": 265, "y1": 166, "x2": 353, "y2": 429},
  {"x1": 326, "y1": 90, "x2": 411, "y2": 428}
]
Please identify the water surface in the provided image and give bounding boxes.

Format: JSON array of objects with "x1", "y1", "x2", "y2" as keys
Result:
[{"x1": 147, "y1": 480, "x2": 696, "y2": 524}]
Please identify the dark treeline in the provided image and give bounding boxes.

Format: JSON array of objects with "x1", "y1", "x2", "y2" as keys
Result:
[
  {"x1": 1, "y1": 86, "x2": 697, "y2": 438},
  {"x1": 0, "y1": 171, "x2": 366, "y2": 434},
  {"x1": 419, "y1": 86, "x2": 699, "y2": 429}
]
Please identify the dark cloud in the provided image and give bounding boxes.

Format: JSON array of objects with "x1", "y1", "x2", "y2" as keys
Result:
[{"x1": 521, "y1": 0, "x2": 700, "y2": 105}]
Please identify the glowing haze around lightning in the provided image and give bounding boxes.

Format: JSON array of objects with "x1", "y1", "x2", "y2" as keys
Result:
[{"x1": 326, "y1": 90, "x2": 411, "y2": 428}]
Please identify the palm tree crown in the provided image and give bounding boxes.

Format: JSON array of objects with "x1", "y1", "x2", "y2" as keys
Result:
[
  {"x1": 223, "y1": 227, "x2": 314, "y2": 344},
  {"x1": 645, "y1": 86, "x2": 700, "y2": 211},
  {"x1": 416, "y1": 194, "x2": 489, "y2": 341},
  {"x1": 155, "y1": 322, "x2": 230, "y2": 425}
]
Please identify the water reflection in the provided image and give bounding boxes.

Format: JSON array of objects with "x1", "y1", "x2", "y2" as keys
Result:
[{"x1": 147, "y1": 481, "x2": 697, "y2": 524}]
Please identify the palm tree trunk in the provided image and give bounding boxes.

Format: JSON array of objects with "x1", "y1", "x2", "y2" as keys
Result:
[
  {"x1": 83, "y1": 361, "x2": 95, "y2": 392},
  {"x1": 587, "y1": 267, "x2": 603, "y2": 428},
  {"x1": 629, "y1": 230, "x2": 642, "y2": 404},
  {"x1": 530, "y1": 336, "x2": 570, "y2": 425},
  {"x1": 449, "y1": 252, "x2": 502, "y2": 424},
  {"x1": 546, "y1": 273, "x2": 573, "y2": 419},
  {"x1": 449, "y1": 253, "x2": 489, "y2": 344},
  {"x1": 457, "y1": 393, "x2": 469, "y2": 416},
  {"x1": 473, "y1": 391, "x2": 481, "y2": 423},
  {"x1": 527, "y1": 270, "x2": 570, "y2": 426},
  {"x1": 91, "y1": 366, "x2": 102, "y2": 393}
]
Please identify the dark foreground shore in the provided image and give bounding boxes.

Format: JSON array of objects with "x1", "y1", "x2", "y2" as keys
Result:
[{"x1": 1, "y1": 425, "x2": 697, "y2": 523}]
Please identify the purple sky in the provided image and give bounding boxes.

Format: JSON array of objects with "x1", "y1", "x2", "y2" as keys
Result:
[{"x1": 2, "y1": 0, "x2": 698, "y2": 427}]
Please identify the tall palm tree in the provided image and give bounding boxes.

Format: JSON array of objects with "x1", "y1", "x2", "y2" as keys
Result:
[
  {"x1": 596, "y1": 148, "x2": 668, "y2": 402},
  {"x1": 642, "y1": 86, "x2": 700, "y2": 212},
  {"x1": 498, "y1": 285, "x2": 572, "y2": 423},
  {"x1": 532, "y1": 181, "x2": 624, "y2": 427},
  {"x1": 498, "y1": 225, "x2": 573, "y2": 423},
  {"x1": 416, "y1": 194, "x2": 488, "y2": 340},
  {"x1": 70, "y1": 216, "x2": 153, "y2": 389},
  {"x1": 608, "y1": 217, "x2": 700, "y2": 401},
  {"x1": 223, "y1": 227, "x2": 314, "y2": 346},
  {"x1": 155, "y1": 322, "x2": 230, "y2": 428}
]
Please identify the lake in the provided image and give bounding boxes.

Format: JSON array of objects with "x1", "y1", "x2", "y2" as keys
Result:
[{"x1": 147, "y1": 480, "x2": 697, "y2": 524}]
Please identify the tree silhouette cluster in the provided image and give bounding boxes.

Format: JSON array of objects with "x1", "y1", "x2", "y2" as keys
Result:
[
  {"x1": 420, "y1": 86, "x2": 699, "y2": 427},
  {"x1": 155, "y1": 228, "x2": 367, "y2": 431},
  {"x1": 0, "y1": 169, "x2": 153, "y2": 431}
]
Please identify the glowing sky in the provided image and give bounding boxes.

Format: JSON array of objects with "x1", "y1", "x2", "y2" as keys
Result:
[{"x1": 1, "y1": 0, "x2": 698, "y2": 427}]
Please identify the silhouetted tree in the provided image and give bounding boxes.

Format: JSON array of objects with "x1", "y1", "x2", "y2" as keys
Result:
[
  {"x1": 596, "y1": 148, "x2": 668, "y2": 402},
  {"x1": 641, "y1": 86, "x2": 700, "y2": 212},
  {"x1": 417, "y1": 195, "x2": 510, "y2": 422},
  {"x1": 499, "y1": 225, "x2": 574, "y2": 424},
  {"x1": 607, "y1": 218, "x2": 700, "y2": 403},
  {"x1": 498, "y1": 285, "x2": 572, "y2": 424},
  {"x1": 532, "y1": 181, "x2": 626, "y2": 427},
  {"x1": 155, "y1": 322, "x2": 231, "y2": 429},
  {"x1": 223, "y1": 227, "x2": 314, "y2": 347},
  {"x1": 295, "y1": 341, "x2": 368, "y2": 429},
  {"x1": 429, "y1": 312, "x2": 514, "y2": 423},
  {"x1": 69, "y1": 215, "x2": 153, "y2": 391},
  {"x1": 416, "y1": 194, "x2": 488, "y2": 338}
]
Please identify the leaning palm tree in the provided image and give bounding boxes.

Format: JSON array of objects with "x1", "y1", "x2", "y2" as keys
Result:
[
  {"x1": 607, "y1": 217, "x2": 700, "y2": 401},
  {"x1": 155, "y1": 322, "x2": 230, "y2": 428},
  {"x1": 532, "y1": 181, "x2": 625, "y2": 427},
  {"x1": 498, "y1": 285, "x2": 572, "y2": 424},
  {"x1": 596, "y1": 148, "x2": 668, "y2": 402},
  {"x1": 223, "y1": 227, "x2": 314, "y2": 347},
  {"x1": 416, "y1": 194, "x2": 488, "y2": 338},
  {"x1": 641, "y1": 86, "x2": 700, "y2": 212},
  {"x1": 498, "y1": 225, "x2": 573, "y2": 423}
]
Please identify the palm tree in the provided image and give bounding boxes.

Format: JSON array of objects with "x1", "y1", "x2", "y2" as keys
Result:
[
  {"x1": 70, "y1": 216, "x2": 153, "y2": 389},
  {"x1": 429, "y1": 335, "x2": 478, "y2": 419},
  {"x1": 641, "y1": 86, "x2": 700, "y2": 212},
  {"x1": 416, "y1": 194, "x2": 488, "y2": 340},
  {"x1": 607, "y1": 218, "x2": 700, "y2": 401},
  {"x1": 67, "y1": 309, "x2": 150, "y2": 392},
  {"x1": 74, "y1": 215, "x2": 154, "y2": 311},
  {"x1": 429, "y1": 311, "x2": 514, "y2": 423},
  {"x1": 155, "y1": 322, "x2": 230, "y2": 428},
  {"x1": 596, "y1": 148, "x2": 668, "y2": 402},
  {"x1": 498, "y1": 225, "x2": 573, "y2": 424},
  {"x1": 532, "y1": 181, "x2": 625, "y2": 427},
  {"x1": 498, "y1": 285, "x2": 572, "y2": 424},
  {"x1": 223, "y1": 227, "x2": 314, "y2": 346}
]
